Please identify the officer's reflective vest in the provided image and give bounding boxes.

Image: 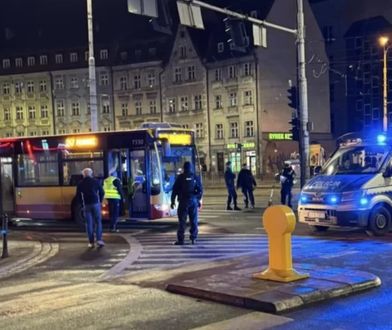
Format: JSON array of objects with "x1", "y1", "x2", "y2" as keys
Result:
[{"x1": 103, "y1": 176, "x2": 121, "y2": 200}]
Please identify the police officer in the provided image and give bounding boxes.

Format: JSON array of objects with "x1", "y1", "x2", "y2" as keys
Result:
[
  {"x1": 237, "y1": 163, "x2": 257, "y2": 208},
  {"x1": 103, "y1": 171, "x2": 123, "y2": 232},
  {"x1": 280, "y1": 163, "x2": 295, "y2": 208},
  {"x1": 171, "y1": 161, "x2": 203, "y2": 245},
  {"x1": 224, "y1": 161, "x2": 241, "y2": 211}
]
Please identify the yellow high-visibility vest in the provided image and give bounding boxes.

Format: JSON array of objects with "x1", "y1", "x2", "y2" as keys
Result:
[{"x1": 103, "y1": 176, "x2": 121, "y2": 200}]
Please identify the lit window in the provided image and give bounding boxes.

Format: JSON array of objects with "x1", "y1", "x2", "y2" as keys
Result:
[{"x1": 168, "y1": 98, "x2": 176, "y2": 113}]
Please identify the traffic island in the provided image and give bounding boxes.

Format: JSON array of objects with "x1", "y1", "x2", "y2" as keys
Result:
[{"x1": 166, "y1": 257, "x2": 381, "y2": 313}]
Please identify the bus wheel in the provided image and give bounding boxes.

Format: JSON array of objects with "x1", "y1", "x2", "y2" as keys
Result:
[
  {"x1": 313, "y1": 225, "x2": 329, "y2": 232},
  {"x1": 72, "y1": 202, "x2": 86, "y2": 228},
  {"x1": 368, "y1": 206, "x2": 390, "y2": 236}
]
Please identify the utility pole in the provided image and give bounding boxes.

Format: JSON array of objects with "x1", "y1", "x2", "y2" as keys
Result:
[
  {"x1": 87, "y1": 0, "x2": 98, "y2": 132},
  {"x1": 297, "y1": 0, "x2": 310, "y2": 187}
]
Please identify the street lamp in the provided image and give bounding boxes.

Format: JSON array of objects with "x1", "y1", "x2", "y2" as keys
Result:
[{"x1": 379, "y1": 36, "x2": 390, "y2": 132}]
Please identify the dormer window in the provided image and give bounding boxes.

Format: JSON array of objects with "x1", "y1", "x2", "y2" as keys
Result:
[
  {"x1": 2, "y1": 59, "x2": 10, "y2": 69},
  {"x1": 40, "y1": 55, "x2": 48, "y2": 65},
  {"x1": 27, "y1": 56, "x2": 35, "y2": 66},
  {"x1": 55, "y1": 54, "x2": 63, "y2": 64},
  {"x1": 100, "y1": 49, "x2": 108, "y2": 60},
  {"x1": 70, "y1": 52, "x2": 78, "y2": 63},
  {"x1": 15, "y1": 58, "x2": 23, "y2": 68},
  {"x1": 217, "y1": 42, "x2": 224, "y2": 53}
]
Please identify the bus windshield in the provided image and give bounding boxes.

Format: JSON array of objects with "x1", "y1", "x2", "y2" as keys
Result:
[{"x1": 322, "y1": 145, "x2": 389, "y2": 175}]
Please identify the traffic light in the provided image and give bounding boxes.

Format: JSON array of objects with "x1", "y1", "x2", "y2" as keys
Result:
[
  {"x1": 223, "y1": 17, "x2": 249, "y2": 51},
  {"x1": 236, "y1": 143, "x2": 243, "y2": 152},
  {"x1": 287, "y1": 86, "x2": 298, "y2": 110},
  {"x1": 289, "y1": 117, "x2": 300, "y2": 141}
]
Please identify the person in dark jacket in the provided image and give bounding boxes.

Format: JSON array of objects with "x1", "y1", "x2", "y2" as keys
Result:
[
  {"x1": 103, "y1": 171, "x2": 124, "y2": 232},
  {"x1": 171, "y1": 161, "x2": 203, "y2": 245},
  {"x1": 280, "y1": 163, "x2": 295, "y2": 208},
  {"x1": 236, "y1": 163, "x2": 256, "y2": 208},
  {"x1": 76, "y1": 168, "x2": 105, "y2": 248},
  {"x1": 224, "y1": 161, "x2": 241, "y2": 211}
]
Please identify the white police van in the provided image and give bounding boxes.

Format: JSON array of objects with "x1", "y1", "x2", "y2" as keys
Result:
[{"x1": 298, "y1": 133, "x2": 392, "y2": 236}]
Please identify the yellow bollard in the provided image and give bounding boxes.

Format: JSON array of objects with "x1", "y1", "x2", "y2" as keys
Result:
[{"x1": 253, "y1": 205, "x2": 309, "y2": 282}]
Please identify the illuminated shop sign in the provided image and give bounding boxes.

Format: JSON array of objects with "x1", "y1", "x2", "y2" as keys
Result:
[
  {"x1": 268, "y1": 132, "x2": 293, "y2": 140},
  {"x1": 226, "y1": 142, "x2": 255, "y2": 149}
]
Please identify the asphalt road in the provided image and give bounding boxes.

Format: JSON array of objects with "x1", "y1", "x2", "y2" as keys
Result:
[{"x1": 1, "y1": 187, "x2": 392, "y2": 329}]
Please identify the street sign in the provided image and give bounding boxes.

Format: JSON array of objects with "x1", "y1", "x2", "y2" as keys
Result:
[
  {"x1": 252, "y1": 24, "x2": 267, "y2": 48},
  {"x1": 128, "y1": 0, "x2": 158, "y2": 18},
  {"x1": 177, "y1": 1, "x2": 204, "y2": 29}
]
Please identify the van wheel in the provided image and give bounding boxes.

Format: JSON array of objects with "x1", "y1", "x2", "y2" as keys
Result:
[
  {"x1": 313, "y1": 225, "x2": 329, "y2": 232},
  {"x1": 72, "y1": 201, "x2": 85, "y2": 228},
  {"x1": 368, "y1": 206, "x2": 390, "y2": 236}
]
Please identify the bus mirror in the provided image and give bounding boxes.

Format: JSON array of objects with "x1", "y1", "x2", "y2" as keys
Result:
[{"x1": 314, "y1": 166, "x2": 322, "y2": 176}]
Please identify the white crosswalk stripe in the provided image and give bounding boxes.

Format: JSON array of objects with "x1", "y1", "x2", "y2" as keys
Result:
[{"x1": 124, "y1": 233, "x2": 316, "y2": 272}]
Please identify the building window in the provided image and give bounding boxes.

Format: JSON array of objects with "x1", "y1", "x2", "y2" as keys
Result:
[
  {"x1": 229, "y1": 92, "x2": 237, "y2": 107},
  {"x1": 228, "y1": 66, "x2": 236, "y2": 79},
  {"x1": 102, "y1": 97, "x2": 110, "y2": 114},
  {"x1": 216, "y1": 123, "x2": 223, "y2": 139},
  {"x1": 195, "y1": 123, "x2": 204, "y2": 138},
  {"x1": 40, "y1": 80, "x2": 47, "y2": 92},
  {"x1": 174, "y1": 67, "x2": 182, "y2": 82},
  {"x1": 17, "y1": 132, "x2": 24, "y2": 137},
  {"x1": 58, "y1": 129, "x2": 66, "y2": 134},
  {"x1": 41, "y1": 105, "x2": 49, "y2": 118},
  {"x1": 27, "y1": 81, "x2": 34, "y2": 93},
  {"x1": 2, "y1": 59, "x2": 10, "y2": 69},
  {"x1": 149, "y1": 100, "x2": 157, "y2": 114},
  {"x1": 120, "y1": 76, "x2": 128, "y2": 90},
  {"x1": 55, "y1": 77, "x2": 64, "y2": 89},
  {"x1": 168, "y1": 98, "x2": 176, "y2": 113},
  {"x1": 70, "y1": 77, "x2": 78, "y2": 89},
  {"x1": 56, "y1": 100, "x2": 65, "y2": 117},
  {"x1": 183, "y1": 124, "x2": 189, "y2": 129},
  {"x1": 147, "y1": 72, "x2": 156, "y2": 87},
  {"x1": 134, "y1": 75, "x2": 141, "y2": 89},
  {"x1": 72, "y1": 128, "x2": 80, "y2": 133},
  {"x1": 187, "y1": 66, "x2": 196, "y2": 80},
  {"x1": 180, "y1": 96, "x2": 188, "y2": 111},
  {"x1": 135, "y1": 101, "x2": 142, "y2": 115},
  {"x1": 16, "y1": 106, "x2": 24, "y2": 120},
  {"x1": 244, "y1": 63, "x2": 252, "y2": 76},
  {"x1": 29, "y1": 131, "x2": 37, "y2": 136},
  {"x1": 100, "y1": 72, "x2": 109, "y2": 86},
  {"x1": 55, "y1": 54, "x2": 63, "y2": 64},
  {"x1": 15, "y1": 82, "x2": 22, "y2": 94},
  {"x1": 215, "y1": 68, "x2": 222, "y2": 81},
  {"x1": 245, "y1": 121, "x2": 254, "y2": 137},
  {"x1": 27, "y1": 57, "x2": 35, "y2": 66},
  {"x1": 121, "y1": 103, "x2": 128, "y2": 116},
  {"x1": 28, "y1": 106, "x2": 36, "y2": 119},
  {"x1": 4, "y1": 108, "x2": 10, "y2": 121},
  {"x1": 40, "y1": 55, "x2": 48, "y2": 65},
  {"x1": 217, "y1": 42, "x2": 224, "y2": 53},
  {"x1": 215, "y1": 95, "x2": 222, "y2": 109},
  {"x1": 103, "y1": 126, "x2": 110, "y2": 132},
  {"x1": 72, "y1": 102, "x2": 80, "y2": 116},
  {"x1": 15, "y1": 58, "x2": 23, "y2": 68},
  {"x1": 230, "y1": 122, "x2": 238, "y2": 138},
  {"x1": 70, "y1": 52, "x2": 78, "y2": 63},
  {"x1": 180, "y1": 46, "x2": 187, "y2": 58},
  {"x1": 244, "y1": 90, "x2": 253, "y2": 105},
  {"x1": 3, "y1": 83, "x2": 10, "y2": 95},
  {"x1": 194, "y1": 95, "x2": 202, "y2": 110},
  {"x1": 100, "y1": 49, "x2": 108, "y2": 60}
]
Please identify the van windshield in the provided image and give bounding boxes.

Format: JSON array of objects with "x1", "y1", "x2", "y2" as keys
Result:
[{"x1": 321, "y1": 145, "x2": 389, "y2": 175}]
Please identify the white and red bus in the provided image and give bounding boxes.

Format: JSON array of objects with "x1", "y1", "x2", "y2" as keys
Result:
[{"x1": 0, "y1": 123, "x2": 200, "y2": 223}]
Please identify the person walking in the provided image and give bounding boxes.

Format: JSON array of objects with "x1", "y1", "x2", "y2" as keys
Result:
[
  {"x1": 76, "y1": 168, "x2": 105, "y2": 248},
  {"x1": 103, "y1": 171, "x2": 124, "y2": 232},
  {"x1": 171, "y1": 161, "x2": 203, "y2": 245},
  {"x1": 224, "y1": 161, "x2": 241, "y2": 211},
  {"x1": 237, "y1": 163, "x2": 257, "y2": 208},
  {"x1": 280, "y1": 163, "x2": 296, "y2": 208}
]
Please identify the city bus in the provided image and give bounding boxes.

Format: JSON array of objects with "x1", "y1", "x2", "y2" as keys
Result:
[{"x1": 0, "y1": 123, "x2": 200, "y2": 223}]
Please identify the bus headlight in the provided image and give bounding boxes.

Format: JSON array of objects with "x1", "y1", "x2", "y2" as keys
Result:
[
  {"x1": 359, "y1": 197, "x2": 369, "y2": 206},
  {"x1": 300, "y1": 195, "x2": 308, "y2": 203}
]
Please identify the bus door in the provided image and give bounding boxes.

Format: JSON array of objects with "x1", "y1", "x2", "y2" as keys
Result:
[
  {"x1": 129, "y1": 150, "x2": 149, "y2": 218},
  {"x1": 0, "y1": 157, "x2": 14, "y2": 214}
]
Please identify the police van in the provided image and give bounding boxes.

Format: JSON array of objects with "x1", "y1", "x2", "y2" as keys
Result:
[{"x1": 298, "y1": 133, "x2": 392, "y2": 236}]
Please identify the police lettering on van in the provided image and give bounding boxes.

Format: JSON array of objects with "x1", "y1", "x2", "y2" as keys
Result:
[{"x1": 298, "y1": 133, "x2": 392, "y2": 236}]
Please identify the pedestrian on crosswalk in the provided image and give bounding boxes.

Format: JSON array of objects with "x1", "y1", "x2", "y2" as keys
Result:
[
  {"x1": 237, "y1": 163, "x2": 257, "y2": 208},
  {"x1": 224, "y1": 161, "x2": 241, "y2": 211},
  {"x1": 170, "y1": 161, "x2": 203, "y2": 245}
]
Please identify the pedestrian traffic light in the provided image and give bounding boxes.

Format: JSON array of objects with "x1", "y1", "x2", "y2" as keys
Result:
[
  {"x1": 287, "y1": 86, "x2": 298, "y2": 110},
  {"x1": 289, "y1": 117, "x2": 300, "y2": 141}
]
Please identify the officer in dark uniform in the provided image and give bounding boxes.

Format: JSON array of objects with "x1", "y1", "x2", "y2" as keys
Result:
[
  {"x1": 224, "y1": 161, "x2": 241, "y2": 211},
  {"x1": 280, "y1": 163, "x2": 296, "y2": 208},
  {"x1": 171, "y1": 161, "x2": 203, "y2": 245}
]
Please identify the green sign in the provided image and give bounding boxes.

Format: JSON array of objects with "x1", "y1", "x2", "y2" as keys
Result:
[
  {"x1": 242, "y1": 142, "x2": 255, "y2": 149},
  {"x1": 226, "y1": 142, "x2": 255, "y2": 149},
  {"x1": 268, "y1": 132, "x2": 293, "y2": 140},
  {"x1": 227, "y1": 143, "x2": 236, "y2": 149}
]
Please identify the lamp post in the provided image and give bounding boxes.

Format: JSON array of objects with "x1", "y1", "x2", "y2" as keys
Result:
[{"x1": 379, "y1": 36, "x2": 390, "y2": 132}]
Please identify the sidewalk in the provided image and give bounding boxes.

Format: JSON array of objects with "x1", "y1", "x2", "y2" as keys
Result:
[
  {"x1": 166, "y1": 253, "x2": 381, "y2": 314},
  {"x1": 0, "y1": 232, "x2": 59, "y2": 280}
]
